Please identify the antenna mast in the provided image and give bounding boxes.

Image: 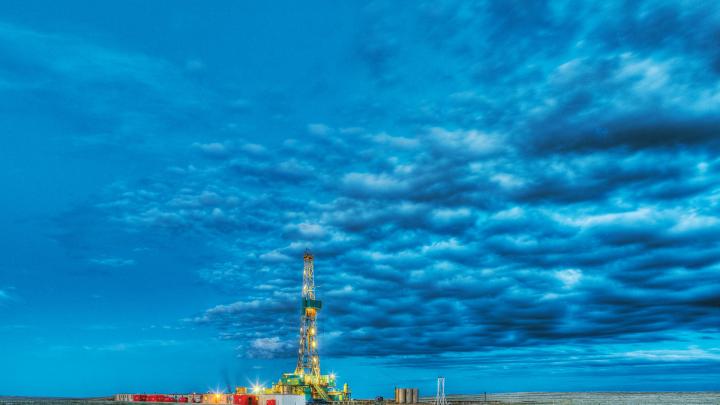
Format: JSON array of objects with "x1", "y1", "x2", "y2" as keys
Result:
[{"x1": 435, "y1": 377, "x2": 447, "y2": 405}]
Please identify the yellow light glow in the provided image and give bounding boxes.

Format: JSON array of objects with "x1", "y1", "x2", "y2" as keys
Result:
[
  {"x1": 329, "y1": 373, "x2": 335, "y2": 379},
  {"x1": 312, "y1": 341, "x2": 317, "y2": 348}
]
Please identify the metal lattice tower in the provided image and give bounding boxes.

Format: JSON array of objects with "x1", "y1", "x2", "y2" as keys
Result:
[
  {"x1": 435, "y1": 377, "x2": 447, "y2": 405},
  {"x1": 295, "y1": 250, "x2": 322, "y2": 377}
]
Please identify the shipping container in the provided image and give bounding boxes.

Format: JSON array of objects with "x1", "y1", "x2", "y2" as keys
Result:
[
  {"x1": 202, "y1": 393, "x2": 232, "y2": 404},
  {"x1": 115, "y1": 394, "x2": 134, "y2": 402},
  {"x1": 258, "y1": 394, "x2": 304, "y2": 405},
  {"x1": 232, "y1": 394, "x2": 258, "y2": 405}
]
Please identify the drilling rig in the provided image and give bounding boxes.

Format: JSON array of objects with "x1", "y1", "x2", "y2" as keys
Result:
[{"x1": 269, "y1": 250, "x2": 351, "y2": 403}]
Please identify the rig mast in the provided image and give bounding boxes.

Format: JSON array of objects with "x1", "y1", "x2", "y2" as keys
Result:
[
  {"x1": 271, "y1": 251, "x2": 349, "y2": 401},
  {"x1": 295, "y1": 250, "x2": 322, "y2": 377}
]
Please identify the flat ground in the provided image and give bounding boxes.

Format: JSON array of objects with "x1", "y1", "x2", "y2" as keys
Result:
[
  {"x1": 3, "y1": 393, "x2": 720, "y2": 405},
  {"x1": 425, "y1": 392, "x2": 720, "y2": 404}
]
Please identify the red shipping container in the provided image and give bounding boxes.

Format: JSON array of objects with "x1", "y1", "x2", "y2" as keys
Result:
[
  {"x1": 178, "y1": 397, "x2": 188, "y2": 403},
  {"x1": 233, "y1": 394, "x2": 258, "y2": 405},
  {"x1": 267, "y1": 400, "x2": 276, "y2": 405}
]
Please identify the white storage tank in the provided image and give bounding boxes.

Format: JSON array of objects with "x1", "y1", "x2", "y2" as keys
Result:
[{"x1": 398, "y1": 388, "x2": 406, "y2": 404}]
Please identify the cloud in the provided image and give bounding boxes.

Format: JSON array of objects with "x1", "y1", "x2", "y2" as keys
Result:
[
  {"x1": 244, "y1": 337, "x2": 295, "y2": 359},
  {"x1": 0, "y1": 20, "x2": 213, "y2": 155},
  {"x1": 0, "y1": 22, "x2": 175, "y2": 88},
  {"x1": 308, "y1": 123, "x2": 332, "y2": 136},
  {"x1": 50, "y1": 0, "x2": 720, "y2": 375},
  {"x1": 88, "y1": 257, "x2": 135, "y2": 267},
  {"x1": 97, "y1": 107, "x2": 720, "y2": 360},
  {"x1": 194, "y1": 142, "x2": 230, "y2": 158},
  {"x1": 80, "y1": 340, "x2": 181, "y2": 352},
  {"x1": 623, "y1": 346, "x2": 720, "y2": 362},
  {"x1": 284, "y1": 222, "x2": 328, "y2": 239},
  {"x1": 259, "y1": 251, "x2": 293, "y2": 263},
  {"x1": 342, "y1": 172, "x2": 410, "y2": 197},
  {"x1": 555, "y1": 269, "x2": 583, "y2": 289},
  {"x1": 426, "y1": 127, "x2": 502, "y2": 158}
]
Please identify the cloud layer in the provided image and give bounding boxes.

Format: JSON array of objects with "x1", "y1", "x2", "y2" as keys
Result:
[{"x1": 13, "y1": 0, "x2": 718, "y2": 389}]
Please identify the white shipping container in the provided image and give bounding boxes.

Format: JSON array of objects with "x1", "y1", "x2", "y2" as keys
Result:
[
  {"x1": 114, "y1": 394, "x2": 133, "y2": 402},
  {"x1": 258, "y1": 394, "x2": 273, "y2": 405},
  {"x1": 258, "y1": 394, "x2": 305, "y2": 405}
]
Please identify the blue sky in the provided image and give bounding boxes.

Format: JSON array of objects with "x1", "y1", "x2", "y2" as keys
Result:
[{"x1": 2, "y1": 0, "x2": 720, "y2": 398}]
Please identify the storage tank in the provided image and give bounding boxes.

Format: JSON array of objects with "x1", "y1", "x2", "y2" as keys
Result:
[
  {"x1": 398, "y1": 388, "x2": 406, "y2": 404},
  {"x1": 406, "y1": 389, "x2": 413, "y2": 404},
  {"x1": 413, "y1": 389, "x2": 419, "y2": 404}
]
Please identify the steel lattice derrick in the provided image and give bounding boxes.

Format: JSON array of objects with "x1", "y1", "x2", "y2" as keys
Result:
[{"x1": 295, "y1": 250, "x2": 322, "y2": 377}]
